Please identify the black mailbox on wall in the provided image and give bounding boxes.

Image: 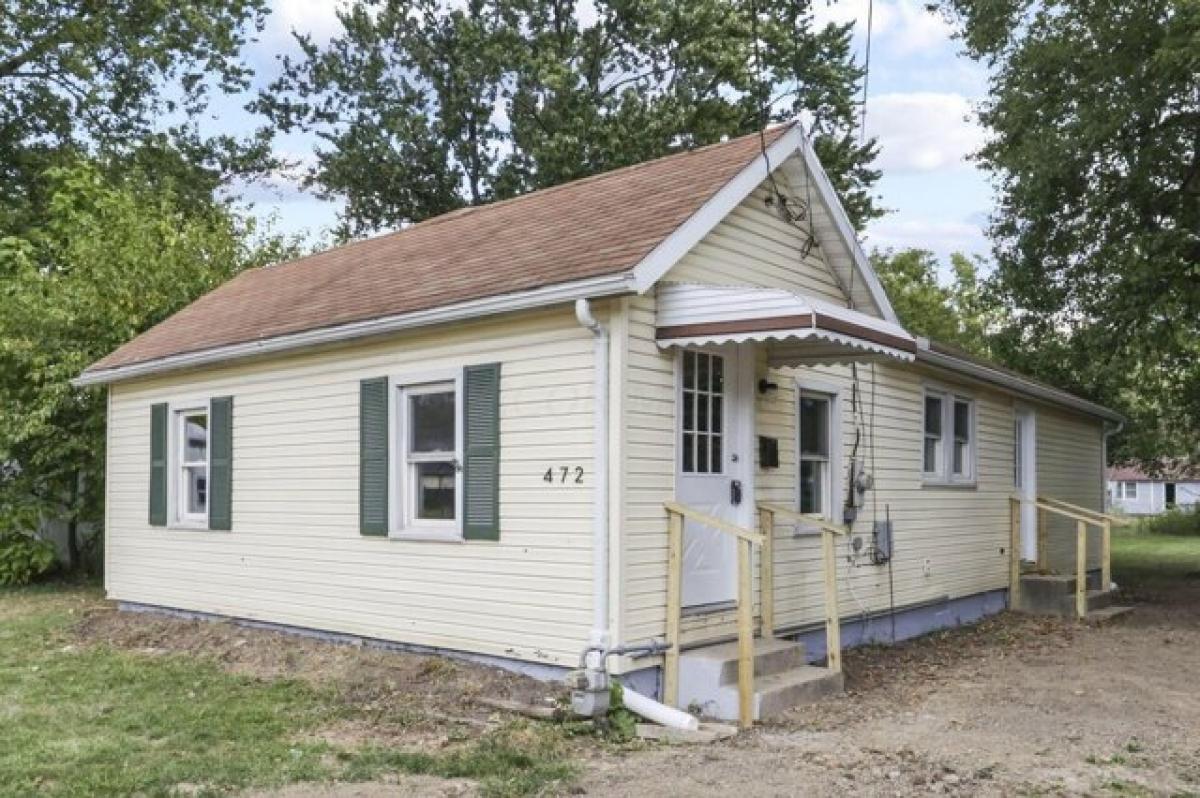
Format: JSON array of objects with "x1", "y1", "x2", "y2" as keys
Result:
[{"x1": 758, "y1": 436, "x2": 780, "y2": 469}]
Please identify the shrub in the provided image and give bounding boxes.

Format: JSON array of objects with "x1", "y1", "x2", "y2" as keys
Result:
[
  {"x1": 0, "y1": 530, "x2": 56, "y2": 586},
  {"x1": 1137, "y1": 507, "x2": 1200, "y2": 537}
]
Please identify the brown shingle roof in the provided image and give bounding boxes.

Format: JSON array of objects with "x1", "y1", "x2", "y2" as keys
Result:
[{"x1": 86, "y1": 127, "x2": 791, "y2": 375}]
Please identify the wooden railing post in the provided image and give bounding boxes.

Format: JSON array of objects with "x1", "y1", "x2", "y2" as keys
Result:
[
  {"x1": 821, "y1": 528, "x2": 842, "y2": 674},
  {"x1": 737, "y1": 537, "x2": 754, "y2": 729},
  {"x1": 1102, "y1": 519, "x2": 1112, "y2": 591},
  {"x1": 1009, "y1": 496, "x2": 1021, "y2": 609},
  {"x1": 760, "y1": 507, "x2": 775, "y2": 640},
  {"x1": 1075, "y1": 519, "x2": 1087, "y2": 619},
  {"x1": 1036, "y1": 505, "x2": 1048, "y2": 571},
  {"x1": 664, "y1": 507, "x2": 683, "y2": 707}
]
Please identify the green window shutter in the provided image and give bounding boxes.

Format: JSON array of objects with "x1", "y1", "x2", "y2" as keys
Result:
[
  {"x1": 463, "y1": 363, "x2": 501, "y2": 541},
  {"x1": 148, "y1": 403, "x2": 168, "y2": 526},
  {"x1": 360, "y1": 377, "x2": 390, "y2": 536},
  {"x1": 208, "y1": 396, "x2": 234, "y2": 531}
]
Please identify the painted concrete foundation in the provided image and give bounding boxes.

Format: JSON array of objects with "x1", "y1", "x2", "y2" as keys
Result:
[
  {"x1": 119, "y1": 601, "x2": 572, "y2": 683},
  {"x1": 122, "y1": 586, "x2": 1011, "y2": 704},
  {"x1": 622, "y1": 587, "x2": 1011, "y2": 701}
]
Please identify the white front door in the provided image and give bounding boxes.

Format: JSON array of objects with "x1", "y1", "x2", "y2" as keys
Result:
[
  {"x1": 676, "y1": 346, "x2": 750, "y2": 609},
  {"x1": 1014, "y1": 407, "x2": 1038, "y2": 561}
]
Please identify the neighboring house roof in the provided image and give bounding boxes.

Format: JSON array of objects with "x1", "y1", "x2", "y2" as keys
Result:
[
  {"x1": 1108, "y1": 463, "x2": 1200, "y2": 482},
  {"x1": 78, "y1": 124, "x2": 896, "y2": 386}
]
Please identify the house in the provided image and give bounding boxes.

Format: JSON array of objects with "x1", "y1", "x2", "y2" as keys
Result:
[
  {"x1": 77, "y1": 123, "x2": 1124, "y2": 724},
  {"x1": 1108, "y1": 464, "x2": 1200, "y2": 515}
]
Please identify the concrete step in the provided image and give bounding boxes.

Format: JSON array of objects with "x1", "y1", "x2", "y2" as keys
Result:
[
  {"x1": 686, "y1": 664, "x2": 844, "y2": 722},
  {"x1": 1085, "y1": 605, "x2": 1135, "y2": 625},
  {"x1": 752, "y1": 666, "x2": 845, "y2": 721},
  {"x1": 1017, "y1": 573, "x2": 1110, "y2": 616},
  {"x1": 679, "y1": 637, "x2": 807, "y2": 687}
]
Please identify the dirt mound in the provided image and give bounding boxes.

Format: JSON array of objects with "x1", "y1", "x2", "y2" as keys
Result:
[{"x1": 75, "y1": 607, "x2": 566, "y2": 733}]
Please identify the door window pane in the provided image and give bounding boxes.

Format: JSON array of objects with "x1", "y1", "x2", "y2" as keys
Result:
[
  {"x1": 680, "y1": 351, "x2": 724, "y2": 474},
  {"x1": 410, "y1": 391, "x2": 455, "y2": 453}
]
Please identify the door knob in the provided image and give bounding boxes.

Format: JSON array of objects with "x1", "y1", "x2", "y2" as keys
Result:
[{"x1": 730, "y1": 480, "x2": 743, "y2": 506}]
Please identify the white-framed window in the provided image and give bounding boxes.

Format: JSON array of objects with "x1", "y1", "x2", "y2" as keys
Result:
[
  {"x1": 175, "y1": 407, "x2": 209, "y2": 525},
  {"x1": 922, "y1": 388, "x2": 975, "y2": 485},
  {"x1": 393, "y1": 374, "x2": 463, "y2": 538},
  {"x1": 798, "y1": 390, "x2": 833, "y2": 516},
  {"x1": 1120, "y1": 481, "x2": 1138, "y2": 500}
]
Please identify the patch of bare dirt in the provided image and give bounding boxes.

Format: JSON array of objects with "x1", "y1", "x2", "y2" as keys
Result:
[
  {"x1": 580, "y1": 584, "x2": 1200, "y2": 797},
  {"x1": 243, "y1": 774, "x2": 475, "y2": 797},
  {"x1": 74, "y1": 607, "x2": 566, "y2": 739}
]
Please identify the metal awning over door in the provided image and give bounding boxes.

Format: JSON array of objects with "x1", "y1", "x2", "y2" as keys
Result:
[{"x1": 655, "y1": 283, "x2": 917, "y2": 365}]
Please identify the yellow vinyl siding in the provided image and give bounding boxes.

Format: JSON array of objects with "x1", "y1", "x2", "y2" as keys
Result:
[
  {"x1": 664, "y1": 167, "x2": 880, "y2": 314},
  {"x1": 106, "y1": 306, "x2": 600, "y2": 667},
  {"x1": 1036, "y1": 405, "x2": 1105, "y2": 572}
]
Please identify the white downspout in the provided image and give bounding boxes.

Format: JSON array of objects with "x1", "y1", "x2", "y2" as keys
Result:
[{"x1": 575, "y1": 298, "x2": 610, "y2": 662}]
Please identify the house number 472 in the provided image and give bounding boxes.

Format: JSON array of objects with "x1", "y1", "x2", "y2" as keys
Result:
[{"x1": 543, "y1": 466, "x2": 584, "y2": 484}]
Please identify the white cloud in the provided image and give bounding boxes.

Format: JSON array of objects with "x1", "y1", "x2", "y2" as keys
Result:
[
  {"x1": 867, "y1": 91, "x2": 984, "y2": 173},
  {"x1": 864, "y1": 216, "x2": 990, "y2": 267},
  {"x1": 884, "y1": 1, "x2": 956, "y2": 56},
  {"x1": 811, "y1": 0, "x2": 955, "y2": 59},
  {"x1": 268, "y1": 0, "x2": 348, "y2": 45}
]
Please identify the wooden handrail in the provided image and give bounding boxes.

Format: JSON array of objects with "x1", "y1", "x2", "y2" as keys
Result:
[
  {"x1": 1038, "y1": 495, "x2": 1130, "y2": 526},
  {"x1": 757, "y1": 503, "x2": 844, "y2": 675},
  {"x1": 1011, "y1": 495, "x2": 1113, "y2": 619},
  {"x1": 663, "y1": 502, "x2": 765, "y2": 545},
  {"x1": 756, "y1": 503, "x2": 850, "y2": 536},
  {"x1": 662, "y1": 501, "x2": 762, "y2": 729}
]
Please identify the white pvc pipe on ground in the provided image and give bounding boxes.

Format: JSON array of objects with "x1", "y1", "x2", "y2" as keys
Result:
[{"x1": 622, "y1": 688, "x2": 700, "y2": 731}]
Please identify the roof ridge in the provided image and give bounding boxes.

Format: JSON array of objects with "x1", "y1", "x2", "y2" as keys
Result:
[{"x1": 263, "y1": 123, "x2": 795, "y2": 274}]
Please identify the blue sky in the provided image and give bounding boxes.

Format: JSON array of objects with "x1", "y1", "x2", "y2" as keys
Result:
[{"x1": 210, "y1": 0, "x2": 995, "y2": 273}]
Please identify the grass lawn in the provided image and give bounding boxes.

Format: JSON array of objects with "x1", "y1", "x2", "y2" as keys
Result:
[
  {"x1": 0, "y1": 583, "x2": 577, "y2": 797},
  {"x1": 1111, "y1": 528, "x2": 1200, "y2": 589}
]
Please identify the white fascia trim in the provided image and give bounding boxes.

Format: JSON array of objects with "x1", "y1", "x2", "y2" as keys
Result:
[
  {"x1": 74, "y1": 271, "x2": 637, "y2": 387},
  {"x1": 629, "y1": 124, "x2": 806, "y2": 293},
  {"x1": 793, "y1": 132, "x2": 900, "y2": 325},
  {"x1": 915, "y1": 343, "x2": 1123, "y2": 423}
]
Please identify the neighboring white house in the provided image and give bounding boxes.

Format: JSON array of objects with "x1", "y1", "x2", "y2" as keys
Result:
[
  {"x1": 76, "y1": 124, "x2": 1123, "y2": 721},
  {"x1": 1108, "y1": 465, "x2": 1200, "y2": 515}
]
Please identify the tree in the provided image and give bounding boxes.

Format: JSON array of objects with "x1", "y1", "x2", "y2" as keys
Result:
[
  {"x1": 871, "y1": 248, "x2": 1003, "y2": 356},
  {"x1": 255, "y1": 0, "x2": 880, "y2": 238},
  {"x1": 1, "y1": 0, "x2": 274, "y2": 229},
  {"x1": 935, "y1": 0, "x2": 1200, "y2": 463},
  {"x1": 0, "y1": 161, "x2": 297, "y2": 570}
]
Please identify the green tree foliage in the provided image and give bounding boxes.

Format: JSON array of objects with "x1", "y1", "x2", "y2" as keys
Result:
[
  {"x1": 936, "y1": 0, "x2": 1200, "y2": 463},
  {"x1": 0, "y1": 162, "x2": 296, "y2": 568},
  {"x1": 1, "y1": 0, "x2": 274, "y2": 228},
  {"x1": 871, "y1": 248, "x2": 1003, "y2": 356},
  {"x1": 255, "y1": 0, "x2": 880, "y2": 237}
]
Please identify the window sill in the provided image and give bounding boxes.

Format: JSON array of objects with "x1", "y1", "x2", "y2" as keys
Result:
[
  {"x1": 920, "y1": 479, "x2": 978, "y2": 490},
  {"x1": 390, "y1": 528, "x2": 464, "y2": 543},
  {"x1": 168, "y1": 521, "x2": 216, "y2": 531}
]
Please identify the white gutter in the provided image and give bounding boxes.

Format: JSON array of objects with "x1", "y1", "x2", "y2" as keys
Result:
[
  {"x1": 915, "y1": 339, "x2": 1124, "y2": 423},
  {"x1": 574, "y1": 298, "x2": 611, "y2": 665},
  {"x1": 73, "y1": 272, "x2": 636, "y2": 387}
]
